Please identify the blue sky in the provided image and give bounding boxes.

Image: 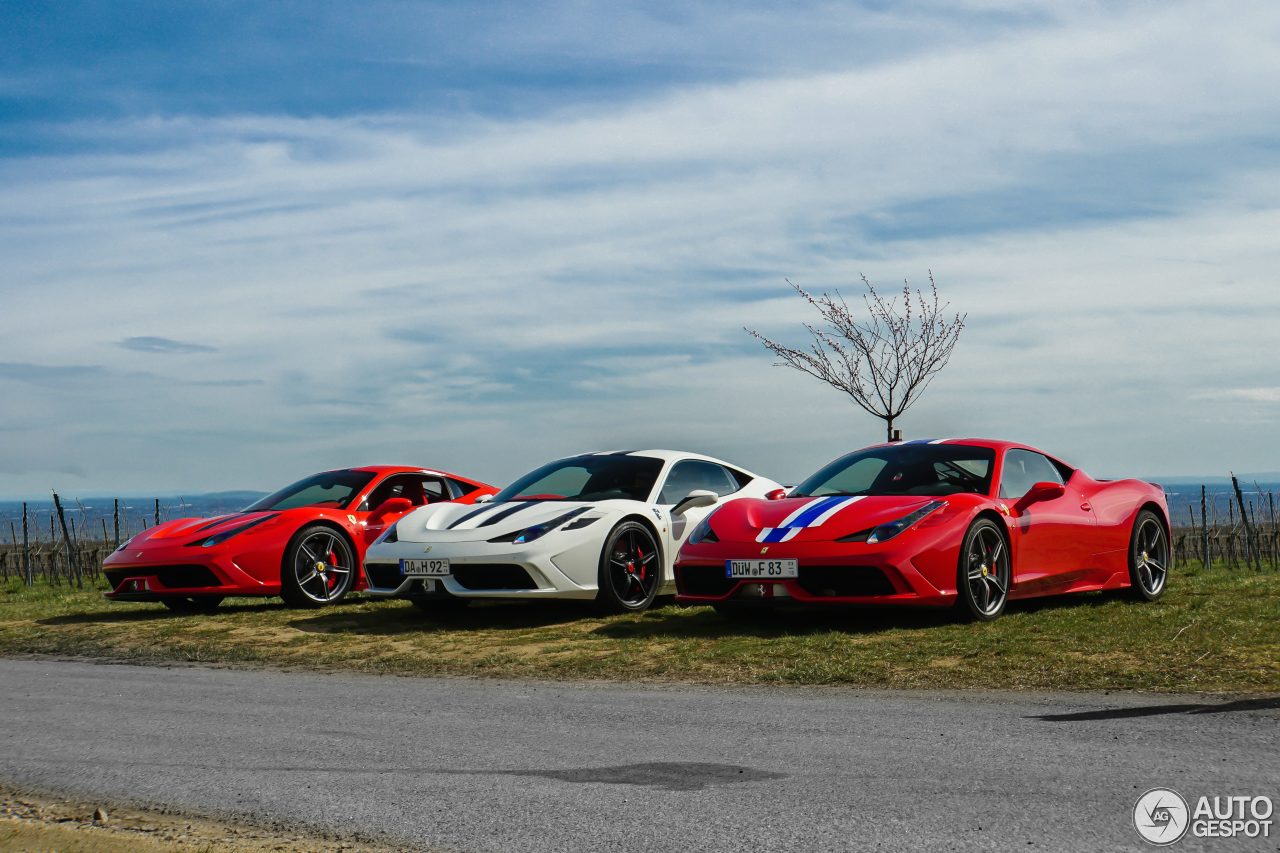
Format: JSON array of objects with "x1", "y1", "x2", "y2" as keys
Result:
[{"x1": 2, "y1": 1, "x2": 1279, "y2": 498}]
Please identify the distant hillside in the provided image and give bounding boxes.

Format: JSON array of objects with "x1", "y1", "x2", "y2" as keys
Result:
[{"x1": 0, "y1": 491, "x2": 267, "y2": 543}]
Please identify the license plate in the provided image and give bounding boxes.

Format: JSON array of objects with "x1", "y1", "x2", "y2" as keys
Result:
[
  {"x1": 725, "y1": 559, "x2": 799, "y2": 579},
  {"x1": 401, "y1": 558, "x2": 450, "y2": 576}
]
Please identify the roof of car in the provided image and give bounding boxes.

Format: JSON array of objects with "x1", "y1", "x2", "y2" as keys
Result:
[
  {"x1": 345, "y1": 465, "x2": 458, "y2": 478},
  {"x1": 872, "y1": 438, "x2": 1034, "y2": 452},
  {"x1": 572, "y1": 449, "x2": 755, "y2": 470}
]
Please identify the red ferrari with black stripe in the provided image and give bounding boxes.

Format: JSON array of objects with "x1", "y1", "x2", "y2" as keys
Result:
[
  {"x1": 103, "y1": 466, "x2": 496, "y2": 611},
  {"x1": 675, "y1": 439, "x2": 1170, "y2": 620}
]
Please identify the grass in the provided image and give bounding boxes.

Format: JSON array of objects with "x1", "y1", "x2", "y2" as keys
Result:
[{"x1": 0, "y1": 565, "x2": 1276, "y2": 694}]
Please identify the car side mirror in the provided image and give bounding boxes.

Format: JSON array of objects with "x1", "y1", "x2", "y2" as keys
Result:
[
  {"x1": 371, "y1": 497, "x2": 413, "y2": 518},
  {"x1": 672, "y1": 489, "x2": 718, "y2": 516},
  {"x1": 765, "y1": 488, "x2": 788, "y2": 501},
  {"x1": 1014, "y1": 481, "x2": 1065, "y2": 514}
]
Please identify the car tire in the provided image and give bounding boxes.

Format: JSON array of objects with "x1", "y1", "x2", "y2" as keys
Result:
[
  {"x1": 955, "y1": 518, "x2": 1010, "y2": 621},
  {"x1": 595, "y1": 521, "x2": 662, "y2": 613},
  {"x1": 160, "y1": 596, "x2": 224, "y2": 613},
  {"x1": 280, "y1": 525, "x2": 356, "y2": 608},
  {"x1": 1127, "y1": 509, "x2": 1169, "y2": 601}
]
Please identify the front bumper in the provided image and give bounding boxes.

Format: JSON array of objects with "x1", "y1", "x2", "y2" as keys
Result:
[
  {"x1": 674, "y1": 540, "x2": 953, "y2": 607},
  {"x1": 363, "y1": 539, "x2": 599, "y2": 600},
  {"x1": 102, "y1": 547, "x2": 271, "y2": 601}
]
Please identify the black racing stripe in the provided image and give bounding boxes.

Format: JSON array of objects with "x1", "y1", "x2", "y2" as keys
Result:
[
  {"x1": 191, "y1": 513, "x2": 247, "y2": 533},
  {"x1": 557, "y1": 506, "x2": 591, "y2": 525},
  {"x1": 476, "y1": 502, "x2": 534, "y2": 527},
  {"x1": 447, "y1": 504, "x2": 502, "y2": 530}
]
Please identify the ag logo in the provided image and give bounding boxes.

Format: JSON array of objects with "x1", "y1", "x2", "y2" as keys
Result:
[{"x1": 1134, "y1": 788, "x2": 1189, "y2": 845}]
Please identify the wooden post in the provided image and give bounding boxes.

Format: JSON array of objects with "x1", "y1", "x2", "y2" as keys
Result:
[
  {"x1": 22, "y1": 502, "x2": 31, "y2": 586},
  {"x1": 52, "y1": 492, "x2": 80, "y2": 587},
  {"x1": 1200, "y1": 485, "x2": 1209, "y2": 571},
  {"x1": 153, "y1": 498, "x2": 160, "y2": 527},
  {"x1": 1230, "y1": 473, "x2": 1257, "y2": 571},
  {"x1": 70, "y1": 516, "x2": 79, "y2": 580},
  {"x1": 113, "y1": 498, "x2": 120, "y2": 548},
  {"x1": 1264, "y1": 489, "x2": 1274, "y2": 568}
]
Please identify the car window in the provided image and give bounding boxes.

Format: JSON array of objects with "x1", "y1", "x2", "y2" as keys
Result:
[
  {"x1": 999, "y1": 449, "x2": 1066, "y2": 500},
  {"x1": 362, "y1": 475, "x2": 446, "y2": 511},
  {"x1": 658, "y1": 460, "x2": 741, "y2": 503},
  {"x1": 245, "y1": 470, "x2": 376, "y2": 511},
  {"x1": 492, "y1": 455, "x2": 664, "y2": 503},
  {"x1": 805, "y1": 457, "x2": 887, "y2": 497},
  {"x1": 793, "y1": 444, "x2": 995, "y2": 498}
]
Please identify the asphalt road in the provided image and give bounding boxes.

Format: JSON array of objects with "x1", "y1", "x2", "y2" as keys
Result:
[{"x1": 0, "y1": 659, "x2": 1276, "y2": 852}]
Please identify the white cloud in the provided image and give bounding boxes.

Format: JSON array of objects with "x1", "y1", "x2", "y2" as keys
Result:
[{"x1": 2, "y1": 1, "x2": 1279, "y2": 495}]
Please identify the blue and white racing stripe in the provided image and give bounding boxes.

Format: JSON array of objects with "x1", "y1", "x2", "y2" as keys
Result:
[{"x1": 755, "y1": 496, "x2": 864, "y2": 543}]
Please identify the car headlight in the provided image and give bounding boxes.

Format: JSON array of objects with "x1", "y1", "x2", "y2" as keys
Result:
[
  {"x1": 186, "y1": 514, "x2": 276, "y2": 548},
  {"x1": 865, "y1": 501, "x2": 945, "y2": 544},
  {"x1": 488, "y1": 509, "x2": 591, "y2": 544},
  {"x1": 372, "y1": 523, "x2": 399, "y2": 546},
  {"x1": 688, "y1": 512, "x2": 719, "y2": 544}
]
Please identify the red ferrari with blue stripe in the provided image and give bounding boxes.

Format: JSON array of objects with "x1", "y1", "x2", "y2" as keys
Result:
[{"x1": 674, "y1": 439, "x2": 1170, "y2": 620}]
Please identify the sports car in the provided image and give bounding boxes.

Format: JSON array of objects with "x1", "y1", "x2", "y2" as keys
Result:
[
  {"x1": 675, "y1": 439, "x2": 1170, "y2": 620},
  {"x1": 103, "y1": 466, "x2": 497, "y2": 610},
  {"x1": 363, "y1": 450, "x2": 785, "y2": 612}
]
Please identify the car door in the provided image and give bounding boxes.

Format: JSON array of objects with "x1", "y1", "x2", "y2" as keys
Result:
[
  {"x1": 1000, "y1": 449, "x2": 1097, "y2": 594},
  {"x1": 656, "y1": 460, "x2": 745, "y2": 564}
]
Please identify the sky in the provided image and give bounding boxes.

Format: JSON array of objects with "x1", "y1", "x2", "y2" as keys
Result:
[{"x1": 1, "y1": 0, "x2": 1279, "y2": 499}]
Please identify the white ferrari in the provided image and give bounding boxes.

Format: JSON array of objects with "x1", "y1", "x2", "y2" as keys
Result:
[{"x1": 362, "y1": 450, "x2": 784, "y2": 612}]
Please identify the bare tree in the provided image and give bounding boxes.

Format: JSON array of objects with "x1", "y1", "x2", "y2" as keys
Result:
[{"x1": 747, "y1": 272, "x2": 965, "y2": 441}]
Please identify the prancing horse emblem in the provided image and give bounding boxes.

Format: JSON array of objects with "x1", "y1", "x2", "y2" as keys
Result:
[
  {"x1": 760, "y1": 546, "x2": 769, "y2": 555},
  {"x1": 423, "y1": 545, "x2": 432, "y2": 553}
]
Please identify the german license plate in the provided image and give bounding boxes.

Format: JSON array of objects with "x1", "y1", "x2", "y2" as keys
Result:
[
  {"x1": 725, "y1": 559, "x2": 798, "y2": 579},
  {"x1": 401, "y1": 558, "x2": 450, "y2": 576}
]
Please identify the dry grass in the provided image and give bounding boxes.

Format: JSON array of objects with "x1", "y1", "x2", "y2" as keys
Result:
[
  {"x1": 0, "y1": 565, "x2": 1277, "y2": 693},
  {"x1": 0, "y1": 783, "x2": 402, "y2": 852}
]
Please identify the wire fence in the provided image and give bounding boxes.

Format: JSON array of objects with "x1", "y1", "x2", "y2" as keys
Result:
[{"x1": 2, "y1": 481, "x2": 1277, "y2": 587}]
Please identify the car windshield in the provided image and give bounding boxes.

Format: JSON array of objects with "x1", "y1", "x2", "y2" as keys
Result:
[
  {"x1": 792, "y1": 444, "x2": 996, "y2": 498},
  {"x1": 493, "y1": 455, "x2": 664, "y2": 503},
  {"x1": 244, "y1": 470, "x2": 376, "y2": 511}
]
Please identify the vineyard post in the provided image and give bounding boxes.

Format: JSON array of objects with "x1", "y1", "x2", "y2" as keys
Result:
[
  {"x1": 22, "y1": 503, "x2": 31, "y2": 586},
  {"x1": 113, "y1": 498, "x2": 120, "y2": 547},
  {"x1": 1231, "y1": 474, "x2": 1258, "y2": 571},
  {"x1": 52, "y1": 492, "x2": 80, "y2": 587},
  {"x1": 1227, "y1": 501, "x2": 1236, "y2": 568},
  {"x1": 153, "y1": 498, "x2": 160, "y2": 527},
  {"x1": 70, "y1": 516, "x2": 79, "y2": 581},
  {"x1": 1200, "y1": 486, "x2": 1209, "y2": 570},
  {"x1": 1264, "y1": 489, "x2": 1274, "y2": 568}
]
